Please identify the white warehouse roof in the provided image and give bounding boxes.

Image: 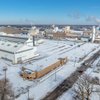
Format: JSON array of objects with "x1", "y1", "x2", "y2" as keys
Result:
[
  {"x1": 0, "y1": 35, "x2": 28, "y2": 43},
  {"x1": 0, "y1": 35, "x2": 35, "y2": 54},
  {"x1": 0, "y1": 40, "x2": 23, "y2": 53}
]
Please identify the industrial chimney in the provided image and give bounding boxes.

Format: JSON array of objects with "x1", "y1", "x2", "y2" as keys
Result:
[
  {"x1": 32, "y1": 36, "x2": 35, "y2": 46},
  {"x1": 91, "y1": 26, "x2": 96, "y2": 43},
  {"x1": 29, "y1": 26, "x2": 39, "y2": 46}
]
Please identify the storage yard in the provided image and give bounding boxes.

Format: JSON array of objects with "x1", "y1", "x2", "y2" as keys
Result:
[{"x1": 0, "y1": 39, "x2": 100, "y2": 100}]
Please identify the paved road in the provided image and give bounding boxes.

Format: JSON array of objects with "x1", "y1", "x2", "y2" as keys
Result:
[{"x1": 42, "y1": 50, "x2": 100, "y2": 100}]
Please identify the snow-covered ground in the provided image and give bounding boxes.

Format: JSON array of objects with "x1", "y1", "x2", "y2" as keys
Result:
[
  {"x1": 0, "y1": 39, "x2": 100, "y2": 100},
  {"x1": 58, "y1": 56, "x2": 100, "y2": 100}
]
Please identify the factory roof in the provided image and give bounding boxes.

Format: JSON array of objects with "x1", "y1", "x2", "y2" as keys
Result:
[
  {"x1": 0, "y1": 35, "x2": 28, "y2": 43},
  {"x1": 0, "y1": 40, "x2": 23, "y2": 53},
  {"x1": 0, "y1": 35, "x2": 33, "y2": 53}
]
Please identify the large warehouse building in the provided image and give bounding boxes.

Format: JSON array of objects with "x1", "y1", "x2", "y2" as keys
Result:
[{"x1": 0, "y1": 35, "x2": 37, "y2": 64}]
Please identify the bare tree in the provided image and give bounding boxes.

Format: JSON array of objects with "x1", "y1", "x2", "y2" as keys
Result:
[
  {"x1": 0, "y1": 79, "x2": 14, "y2": 100},
  {"x1": 93, "y1": 78, "x2": 100, "y2": 100},
  {"x1": 73, "y1": 74, "x2": 94, "y2": 100}
]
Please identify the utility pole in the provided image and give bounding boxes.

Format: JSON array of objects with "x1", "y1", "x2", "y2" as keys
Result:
[
  {"x1": 99, "y1": 93, "x2": 100, "y2": 100},
  {"x1": 74, "y1": 57, "x2": 77, "y2": 67},
  {"x1": 1, "y1": 66, "x2": 7, "y2": 100},
  {"x1": 28, "y1": 89, "x2": 29, "y2": 100},
  {"x1": 54, "y1": 69, "x2": 57, "y2": 81},
  {"x1": 27, "y1": 86, "x2": 30, "y2": 100}
]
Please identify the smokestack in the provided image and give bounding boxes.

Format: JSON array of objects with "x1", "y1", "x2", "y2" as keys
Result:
[
  {"x1": 29, "y1": 26, "x2": 39, "y2": 46},
  {"x1": 91, "y1": 26, "x2": 96, "y2": 43},
  {"x1": 93, "y1": 26, "x2": 96, "y2": 34},
  {"x1": 33, "y1": 36, "x2": 35, "y2": 46}
]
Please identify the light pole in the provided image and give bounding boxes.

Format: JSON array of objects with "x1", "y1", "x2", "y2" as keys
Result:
[
  {"x1": 99, "y1": 93, "x2": 100, "y2": 100},
  {"x1": 54, "y1": 69, "x2": 57, "y2": 81},
  {"x1": 83, "y1": 49, "x2": 86, "y2": 57},
  {"x1": 27, "y1": 86, "x2": 30, "y2": 100},
  {"x1": 28, "y1": 89, "x2": 29, "y2": 100},
  {"x1": 74, "y1": 57, "x2": 77, "y2": 67}
]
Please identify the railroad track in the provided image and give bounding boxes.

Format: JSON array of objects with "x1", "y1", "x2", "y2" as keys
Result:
[{"x1": 42, "y1": 50, "x2": 100, "y2": 100}]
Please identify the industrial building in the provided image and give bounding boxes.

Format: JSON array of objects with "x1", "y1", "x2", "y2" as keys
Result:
[
  {"x1": 45, "y1": 25, "x2": 84, "y2": 40},
  {"x1": 0, "y1": 35, "x2": 37, "y2": 64},
  {"x1": 20, "y1": 57, "x2": 67, "y2": 80},
  {"x1": 53, "y1": 32, "x2": 67, "y2": 39},
  {"x1": 0, "y1": 26, "x2": 27, "y2": 34}
]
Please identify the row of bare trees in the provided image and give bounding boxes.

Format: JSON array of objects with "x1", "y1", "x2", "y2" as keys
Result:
[
  {"x1": 73, "y1": 74, "x2": 100, "y2": 100},
  {"x1": 0, "y1": 67, "x2": 34, "y2": 100}
]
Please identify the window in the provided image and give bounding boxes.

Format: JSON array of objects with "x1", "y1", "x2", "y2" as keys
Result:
[
  {"x1": 1, "y1": 43, "x2": 4, "y2": 45},
  {"x1": 17, "y1": 57, "x2": 22, "y2": 63},
  {"x1": 14, "y1": 45, "x2": 18, "y2": 47},
  {"x1": 7, "y1": 44, "x2": 11, "y2": 46}
]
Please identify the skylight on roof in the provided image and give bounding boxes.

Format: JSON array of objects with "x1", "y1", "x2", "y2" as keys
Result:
[
  {"x1": 7, "y1": 44, "x2": 11, "y2": 46},
  {"x1": 1, "y1": 43, "x2": 4, "y2": 45},
  {"x1": 14, "y1": 45, "x2": 18, "y2": 47}
]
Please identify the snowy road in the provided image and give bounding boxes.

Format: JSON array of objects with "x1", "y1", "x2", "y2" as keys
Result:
[{"x1": 42, "y1": 49, "x2": 100, "y2": 100}]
